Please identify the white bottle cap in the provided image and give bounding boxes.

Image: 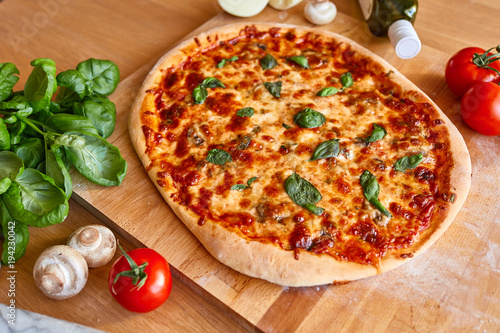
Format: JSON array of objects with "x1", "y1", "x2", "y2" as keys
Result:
[{"x1": 388, "y1": 20, "x2": 421, "y2": 59}]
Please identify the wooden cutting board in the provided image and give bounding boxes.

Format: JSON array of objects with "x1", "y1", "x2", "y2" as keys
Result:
[{"x1": 71, "y1": 5, "x2": 500, "y2": 332}]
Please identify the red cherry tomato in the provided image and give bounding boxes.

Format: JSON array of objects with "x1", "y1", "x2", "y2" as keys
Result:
[
  {"x1": 108, "y1": 246, "x2": 172, "y2": 313},
  {"x1": 460, "y1": 82, "x2": 500, "y2": 136},
  {"x1": 445, "y1": 47, "x2": 500, "y2": 97}
]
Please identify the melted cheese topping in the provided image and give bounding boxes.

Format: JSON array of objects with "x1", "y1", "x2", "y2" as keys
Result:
[{"x1": 140, "y1": 26, "x2": 453, "y2": 265}]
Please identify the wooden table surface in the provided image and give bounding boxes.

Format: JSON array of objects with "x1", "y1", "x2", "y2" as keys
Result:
[{"x1": 1, "y1": 0, "x2": 499, "y2": 332}]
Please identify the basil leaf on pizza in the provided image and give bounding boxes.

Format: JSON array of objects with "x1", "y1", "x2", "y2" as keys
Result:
[
  {"x1": 394, "y1": 154, "x2": 424, "y2": 172},
  {"x1": 288, "y1": 55, "x2": 310, "y2": 69},
  {"x1": 231, "y1": 176, "x2": 258, "y2": 191},
  {"x1": 293, "y1": 108, "x2": 326, "y2": 128},
  {"x1": 260, "y1": 54, "x2": 278, "y2": 70},
  {"x1": 202, "y1": 77, "x2": 225, "y2": 88},
  {"x1": 341, "y1": 72, "x2": 353, "y2": 88},
  {"x1": 316, "y1": 87, "x2": 339, "y2": 97},
  {"x1": 216, "y1": 56, "x2": 238, "y2": 68},
  {"x1": 285, "y1": 172, "x2": 324, "y2": 216},
  {"x1": 237, "y1": 107, "x2": 255, "y2": 117},
  {"x1": 309, "y1": 139, "x2": 340, "y2": 161},
  {"x1": 363, "y1": 123, "x2": 387, "y2": 143},
  {"x1": 360, "y1": 170, "x2": 392, "y2": 218},
  {"x1": 263, "y1": 81, "x2": 282, "y2": 98},
  {"x1": 193, "y1": 85, "x2": 208, "y2": 104},
  {"x1": 206, "y1": 149, "x2": 232, "y2": 165}
]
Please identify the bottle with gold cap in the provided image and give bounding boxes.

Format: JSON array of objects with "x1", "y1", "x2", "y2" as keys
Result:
[{"x1": 358, "y1": 0, "x2": 421, "y2": 59}]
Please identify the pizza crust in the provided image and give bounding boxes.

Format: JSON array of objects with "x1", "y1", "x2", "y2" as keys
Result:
[{"x1": 129, "y1": 23, "x2": 471, "y2": 286}]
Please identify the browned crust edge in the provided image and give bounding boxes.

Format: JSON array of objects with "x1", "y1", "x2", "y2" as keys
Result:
[{"x1": 129, "y1": 23, "x2": 472, "y2": 286}]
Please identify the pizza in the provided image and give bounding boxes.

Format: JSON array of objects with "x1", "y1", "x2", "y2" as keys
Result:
[{"x1": 129, "y1": 23, "x2": 471, "y2": 286}]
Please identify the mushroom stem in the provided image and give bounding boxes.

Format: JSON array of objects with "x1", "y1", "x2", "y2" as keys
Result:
[{"x1": 40, "y1": 264, "x2": 65, "y2": 294}]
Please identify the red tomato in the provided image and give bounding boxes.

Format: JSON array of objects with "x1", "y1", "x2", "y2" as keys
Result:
[
  {"x1": 460, "y1": 82, "x2": 500, "y2": 136},
  {"x1": 445, "y1": 47, "x2": 500, "y2": 97},
  {"x1": 108, "y1": 247, "x2": 172, "y2": 313}
]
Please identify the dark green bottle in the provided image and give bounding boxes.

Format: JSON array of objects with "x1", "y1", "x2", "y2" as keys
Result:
[{"x1": 358, "y1": 0, "x2": 421, "y2": 59}]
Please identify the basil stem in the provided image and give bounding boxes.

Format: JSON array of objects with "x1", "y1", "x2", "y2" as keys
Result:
[{"x1": 360, "y1": 170, "x2": 392, "y2": 218}]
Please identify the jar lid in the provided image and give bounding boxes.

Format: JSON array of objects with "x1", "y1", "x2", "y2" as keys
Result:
[
  {"x1": 388, "y1": 20, "x2": 422, "y2": 59},
  {"x1": 218, "y1": 0, "x2": 269, "y2": 17}
]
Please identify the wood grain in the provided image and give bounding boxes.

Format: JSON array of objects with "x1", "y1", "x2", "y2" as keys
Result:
[{"x1": 1, "y1": 0, "x2": 499, "y2": 332}]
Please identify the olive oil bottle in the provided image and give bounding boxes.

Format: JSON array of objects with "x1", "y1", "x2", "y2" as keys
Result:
[{"x1": 358, "y1": 0, "x2": 421, "y2": 59}]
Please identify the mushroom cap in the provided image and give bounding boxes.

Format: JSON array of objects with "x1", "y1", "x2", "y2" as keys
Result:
[
  {"x1": 304, "y1": 0, "x2": 337, "y2": 25},
  {"x1": 67, "y1": 224, "x2": 117, "y2": 268},
  {"x1": 33, "y1": 245, "x2": 88, "y2": 300}
]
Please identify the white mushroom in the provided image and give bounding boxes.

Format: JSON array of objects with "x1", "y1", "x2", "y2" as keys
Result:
[
  {"x1": 33, "y1": 245, "x2": 88, "y2": 300},
  {"x1": 269, "y1": 0, "x2": 304, "y2": 10},
  {"x1": 67, "y1": 225, "x2": 116, "y2": 268},
  {"x1": 304, "y1": 0, "x2": 337, "y2": 25}
]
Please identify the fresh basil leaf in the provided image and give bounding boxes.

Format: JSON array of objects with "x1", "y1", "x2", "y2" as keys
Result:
[
  {"x1": 309, "y1": 139, "x2": 340, "y2": 161},
  {"x1": 360, "y1": 170, "x2": 392, "y2": 217},
  {"x1": 316, "y1": 87, "x2": 339, "y2": 97},
  {"x1": 45, "y1": 148, "x2": 72, "y2": 198},
  {"x1": 58, "y1": 131, "x2": 127, "y2": 186},
  {"x1": 55, "y1": 86, "x2": 80, "y2": 110},
  {"x1": 0, "y1": 118, "x2": 10, "y2": 150},
  {"x1": 8, "y1": 120, "x2": 26, "y2": 145},
  {"x1": 0, "y1": 63, "x2": 20, "y2": 102},
  {"x1": 282, "y1": 123, "x2": 292, "y2": 129},
  {"x1": 0, "y1": 151, "x2": 24, "y2": 180},
  {"x1": 247, "y1": 176, "x2": 257, "y2": 187},
  {"x1": 394, "y1": 154, "x2": 424, "y2": 172},
  {"x1": 363, "y1": 123, "x2": 387, "y2": 143},
  {"x1": 263, "y1": 81, "x2": 282, "y2": 98},
  {"x1": 0, "y1": 95, "x2": 29, "y2": 110},
  {"x1": 13, "y1": 138, "x2": 44, "y2": 169},
  {"x1": 284, "y1": 172, "x2": 324, "y2": 216},
  {"x1": 2, "y1": 115, "x2": 17, "y2": 124},
  {"x1": 228, "y1": 56, "x2": 238, "y2": 61},
  {"x1": 3, "y1": 168, "x2": 69, "y2": 227},
  {"x1": 260, "y1": 54, "x2": 278, "y2": 70},
  {"x1": 16, "y1": 107, "x2": 33, "y2": 118},
  {"x1": 46, "y1": 113, "x2": 99, "y2": 136},
  {"x1": 202, "y1": 77, "x2": 225, "y2": 89},
  {"x1": 206, "y1": 148, "x2": 232, "y2": 166},
  {"x1": 76, "y1": 58, "x2": 120, "y2": 96},
  {"x1": 230, "y1": 184, "x2": 248, "y2": 191},
  {"x1": 0, "y1": 198, "x2": 30, "y2": 264},
  {"x1": 49, "y1": 101, "x2": 62, "y2": 114},
  {"x1": 53, "y1": 133, "x2": 86, "y2": 148},
  {"x1": 73, "y1": 96, "x2": 116, "y2": 138},
  {"x1": 56, "y1": 69, "x2": 86, "y2": 99},
  {"x1": 237, "y1": 107, "x2": 255, "y2": 117},
  {"x1": 288, "y1": 55, "x2": 310, "y2": 69},
  {"x1": 193, "y1": 85, "x2": 208, "y2": 104},
  {"x1": 341, "y1": 72, "x2": 353, "y2": 88},
  {"x1": 293, "y1": 108, "x2": 326, "y2": 128},
  {"x1": 24, "y1": 58, "x2": 57, "y2": 113},
  {"x1": 0, "y1": 178, "x2": 11, "y2": 195}
]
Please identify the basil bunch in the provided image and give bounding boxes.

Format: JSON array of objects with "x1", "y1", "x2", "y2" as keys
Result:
[{"x1": 0, "y1": 58, "x2": 126, "y2": 264}]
